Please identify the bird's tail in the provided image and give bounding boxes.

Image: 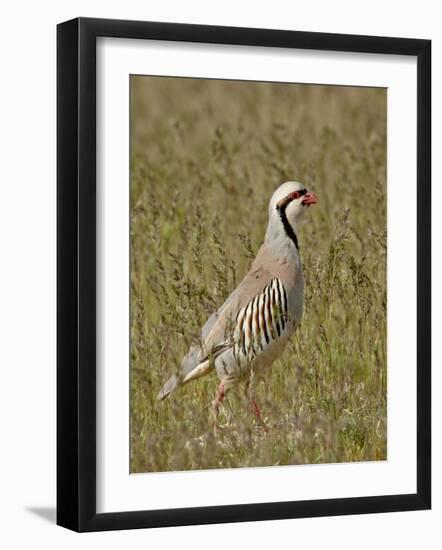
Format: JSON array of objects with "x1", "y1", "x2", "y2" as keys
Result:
[
  {"x1": 157, "y1": 374, "x2": 180, "y2": 400},
  {"x1": 157, "y1": 358, "x2": 211, "y2": 401}
]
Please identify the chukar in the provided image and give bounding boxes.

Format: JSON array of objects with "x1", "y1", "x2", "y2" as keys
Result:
[{"x1": 158, "y1": 181, "x2": 318, "y2": 428}]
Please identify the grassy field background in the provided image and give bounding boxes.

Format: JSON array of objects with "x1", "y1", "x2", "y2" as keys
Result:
[{"x1": 130, "y1": 77, "x2": 387, "y2": 473}]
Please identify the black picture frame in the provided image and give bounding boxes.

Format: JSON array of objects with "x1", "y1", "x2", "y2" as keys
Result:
[{"x1": 57, "y1": 17, "x2": 431, "y2": 532}]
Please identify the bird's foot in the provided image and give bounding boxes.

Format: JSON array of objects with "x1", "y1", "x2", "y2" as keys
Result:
[
  {"x1": 258, "y1": 421, "x2": 270, "y2": 433},
  {"x1": 250, "y1": 399, "x2": 270, "y2": 433}
]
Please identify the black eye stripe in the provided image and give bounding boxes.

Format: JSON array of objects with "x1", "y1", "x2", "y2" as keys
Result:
[{"x1": 289, "y1": 189, "x2": 307, "y2": 200}]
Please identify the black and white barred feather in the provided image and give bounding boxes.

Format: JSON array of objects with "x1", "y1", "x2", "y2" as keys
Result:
[{"x1": 233, "y1": 278, "x2": 289, "y2": 361}]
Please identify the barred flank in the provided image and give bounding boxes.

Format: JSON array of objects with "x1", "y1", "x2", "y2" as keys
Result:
[{"x1": 235, "y1": 278, "x2": 289, "y2": 360}]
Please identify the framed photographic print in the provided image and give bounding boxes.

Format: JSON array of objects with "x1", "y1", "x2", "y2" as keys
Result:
[{"x1": 57, "y1": 17, "x2": 431, "y2": 532}]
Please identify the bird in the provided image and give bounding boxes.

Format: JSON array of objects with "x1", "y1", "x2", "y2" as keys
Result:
[{"x1": 157, "y1": 181, "x2": 318, "y2": 429}]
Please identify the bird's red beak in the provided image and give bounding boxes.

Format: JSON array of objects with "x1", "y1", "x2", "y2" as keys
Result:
[{"x1": 302, "y1": 191, "x2": 318, "y2": 207}]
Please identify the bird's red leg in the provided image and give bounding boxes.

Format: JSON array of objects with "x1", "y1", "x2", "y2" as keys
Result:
[
  {"x1": 249, "y1": 399, "x2": 269, "y2": 432},
  {"x1": 245, "y1": 377, "x2": 269, "y2": 432},
  {"x1": 251, "y1": 399, "x2": 262, "y2": 419},
  {"x1": 211, "y1": 382, "x2": 226, "y2": 429}
]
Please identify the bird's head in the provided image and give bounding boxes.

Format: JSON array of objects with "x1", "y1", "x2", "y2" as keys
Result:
[{"x1": 266, "y1": 181, "x2": 318, "y2": 249}]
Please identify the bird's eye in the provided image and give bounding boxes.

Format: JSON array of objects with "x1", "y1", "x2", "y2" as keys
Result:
[
  {"x1": 289, "y1": 189, "x2": 307, "y2": 201},
  {"x1": 277, "y1": 189, "x2": 309, "y2": 210}
]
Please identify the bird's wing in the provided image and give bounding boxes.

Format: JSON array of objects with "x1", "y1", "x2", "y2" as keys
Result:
[
  {"x1": 201, "y1": 241, "x2": 302, "y2": 358},
  {"x1": 178, "y1": 263, "x2": 274, "y2": 373},
  {"x1": 157, "y1": 245, "x2": 293, "y2": 400},
  {"x1": 201, "y1": 264, "x2": 275, "y2": 355}
]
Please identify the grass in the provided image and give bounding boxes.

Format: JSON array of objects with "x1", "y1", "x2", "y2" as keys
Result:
[{"x1": 130, "y1": 76, "x2": 387, "y2": 473}]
